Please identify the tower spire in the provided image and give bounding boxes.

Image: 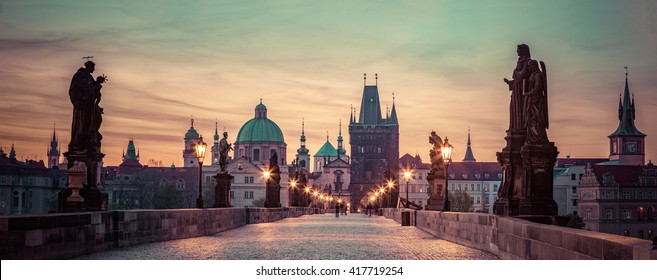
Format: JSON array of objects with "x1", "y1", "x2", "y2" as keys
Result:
[
  {"x1": 462, "y1": 127, "x2": 476, "y2": 162},
  {"x1": 389, "y1": 93, "x2": 398, "y2": 125},
  {"x1": 363, "y1": 73, "x2": 366, "y2": 86},
  {"x1": 375, "y1": 73, "x2": 378, "y2": 86}
]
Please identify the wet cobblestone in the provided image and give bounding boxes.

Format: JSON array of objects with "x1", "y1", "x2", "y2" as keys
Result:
[{"x1": 75, "y1": 213, "x2": 499, "y2": 260}]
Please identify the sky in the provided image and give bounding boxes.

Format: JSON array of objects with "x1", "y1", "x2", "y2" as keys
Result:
[{"x1": 0, "y1": 0, "x2": 656, "y2": 167}]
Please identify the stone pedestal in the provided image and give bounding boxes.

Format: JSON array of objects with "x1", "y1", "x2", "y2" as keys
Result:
[
  {"x1": 213, "y1": 172, "x2": 233, "y2": 208},
  {"x1": 494, "y1": 130, "x2": 526, "y2": 216},
  {"x1": 265, "y1": 181, "x2": 281, "y2": 208},
  {"x1": 426, "y1": 183, "x2": 449, "y2": 211},
  {"x1": 519, "y1": 142, "x2": 558, "y2": 216},
  {"x1": 58, "y1": 151, "x2": 108, "y2": 212}
]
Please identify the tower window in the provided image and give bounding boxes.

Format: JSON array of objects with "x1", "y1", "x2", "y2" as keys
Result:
[{"x1": 253, "y1": 149, "x2": 260, "y2": 161}]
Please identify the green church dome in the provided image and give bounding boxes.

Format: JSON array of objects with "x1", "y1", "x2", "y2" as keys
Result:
[
  {"x1": 236, "y1": 118, "x2": 284, "y2": 143},
  {"x1": 185, "y1": 127, "x2": 199, "y2": 138}
]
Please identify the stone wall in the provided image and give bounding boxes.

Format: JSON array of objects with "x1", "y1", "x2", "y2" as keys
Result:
[
  {"x1": 383, "y1": 209, "x2": 656, "y2": 260},
  {"x1": 0, "y1": 206, "x2": 316, "y2": 260}
]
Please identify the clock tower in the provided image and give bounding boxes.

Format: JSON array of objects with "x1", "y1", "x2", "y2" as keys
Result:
[{"x1": 608, "y1": 70, "x2": 646, "y2": 166}]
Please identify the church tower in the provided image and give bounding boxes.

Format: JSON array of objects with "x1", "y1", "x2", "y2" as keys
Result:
[
  {"x1": 211, "y1": 120, "x2": 220, "y2": 165},
  {"x1": 349, "y1": 74, "x2": 399, "y2": 203},
  {"x1": 47, "y1": 124, "x2": 60, "y2": 168},
  {"x1": 608, "y1": 69, "x2": 646, "y2": 166},
  {"x1": 295, "y1": 119, "x2": 311, "y2": 172},
  {"x1": 183, "y1": 118, "x2": 200, "y2": 167},
  {"x1": 462, "y1": 127, "x2": 476, "y2": 162}
]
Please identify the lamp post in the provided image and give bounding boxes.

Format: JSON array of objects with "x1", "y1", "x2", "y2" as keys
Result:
[
  {"x1": 441, "y1": 137, "x2": 453, "y2": 211},
  {"x1": 263, "y1": 170, "x2": 271, "y2": 207},
  {"x1": 195, "y1": 136, "x2": 207, "y2": 208},
  {"x1": 290, "y1": 180, "x2": 297, "y2": 207},
  {"x1": 304, "y1": 186, "x2": 310, "y2": 207},
  {"x1": 404, "y1": 170, "x2": 411, "y2": 208},
  {"x1": 386, "y1": 180, "x2": 394, "y2": 207}
]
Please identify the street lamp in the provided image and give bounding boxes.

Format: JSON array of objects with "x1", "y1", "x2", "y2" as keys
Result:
[
  {"x1": 195, "y1": 136, "x2": 207, "y2": 208},
  {"x1": 304, "y1": 186, "x2": 310, "y2": 207},
  {"x1": 404, "y1": 170, "x2": 411, "y2": 208},
  {"x1": 289, "y1": 180, "x2": 297, "y2": 207},
  {"x1": 441, "y1": 137, "x2": 453, "y2": 211},
  {"x1": 387, "y1": 180, "x2": 394, "y2": 207},
  {"x1": 263, "y1": 170, "x2": 271, "y2": 207}
]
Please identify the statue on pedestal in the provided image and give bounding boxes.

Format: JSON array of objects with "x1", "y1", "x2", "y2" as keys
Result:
[
  {"x1": 219, "y1": 131, "x2": 232, "y2": 172},
  {"x1": 523, "y1": 60, "x2": 549, "y2": 144},
  {"x1": 425, "y1": 131, "x2": 448, "y2": 211}
]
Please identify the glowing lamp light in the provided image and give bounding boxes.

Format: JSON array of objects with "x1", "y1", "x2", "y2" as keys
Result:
[
  {"x1": 404, "y1": 170, "x2": 411, "y2": 180},
  {"x1": 304, "y1": 186, "x2": 310, "y2": 193},
  {"x1": 263, "y1": 170, "x2": 271, "y2": 180},
  {"x1": 195, "y1": 136, "x2": 207, "y2": 164},
  {"x1": 441, "y1": 137, "x2": 453, "y2": 162},
  {"x1": 290, "y1": 180, "x2": 297, "y2": 188}
]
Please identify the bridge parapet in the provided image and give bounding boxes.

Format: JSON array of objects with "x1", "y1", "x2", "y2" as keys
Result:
[
  {"x1": 0, "y1": 207, "x2": 318, "y2": 260},
  {"x1": 382, "y1": 209, "x2": 656, "y2": 260}
]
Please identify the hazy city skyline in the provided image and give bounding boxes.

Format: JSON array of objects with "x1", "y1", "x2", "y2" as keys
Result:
[{"x1": 1, "y1": 0, "x2": 655, "y2": 166}]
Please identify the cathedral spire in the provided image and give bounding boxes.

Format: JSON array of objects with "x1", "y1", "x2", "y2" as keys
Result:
[
  {"x1": 214, "y1": 119, "x2": 220, "y2": 142},
  {"x1": 609, "y1": 68, "x2": 645, "y2": 137},
  {"x1": 462, "y1": 127, "x2": 476, "y2": 162},
  {"x1": 389, "y1": 93, "x2": 398, "y2": 125},
  {"x1": 9, "y1": 144, "x2": 16, "y2": 160}
]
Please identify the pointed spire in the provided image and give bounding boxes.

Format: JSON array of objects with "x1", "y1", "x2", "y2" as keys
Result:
[
  {"x1": 386, "y1": 104, "x2": 389, "y2": 120},
  {"x1": 389, "y1": 93, "x2": 398, "y2": 125},
  {"x1": 214, "y1": 119, "x2": 219, "y2": 141},
  {"x1": 375, "y1": 73, "x2": 378, "y2": 86},
  {"x1": 326, "y1": 131, "x2": 329, "y2": 141},
  {"x1": 610, "y1": 67, "x2": 645, "y2": 137},
  {"x1": 364, "y1": 73, "x2": 366, "y2": 86},
  {"x1": 631, "y1": 92, "x2": 636, "y2": 120},
  {"x1": 462, "y1": 127, "x2": 476, "y2": 162},
  {"x1": 618, "y1": 93, "x2": 623, "y2": 120},
  {"x1": 297, "y1": 118, "x2": 309, "y2": 156},
  {"x1": 191, "y1": 116, "x2": 194, "y2": 128},
  {"x1": 349, "y1": 104, "x2": 354, "y2": 124}
]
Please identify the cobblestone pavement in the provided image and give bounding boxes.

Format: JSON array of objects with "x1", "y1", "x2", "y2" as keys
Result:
[{"x1": 75, "y1": 214, "x2": 498, "y2": 260}]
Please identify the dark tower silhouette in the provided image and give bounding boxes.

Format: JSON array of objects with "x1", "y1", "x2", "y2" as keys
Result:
[
  {"x1": 47, "y1": 123, "x2": 60, "y2": 169},
  {"x1": 608, "y1": 69, "x2": 646, "y2": 165},
  {"x1": 349, "y1": 74, "x2": 399, "y2": 209}
]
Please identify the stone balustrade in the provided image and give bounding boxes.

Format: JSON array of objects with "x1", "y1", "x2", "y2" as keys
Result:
[
  {"x1": 0, "y1": 207, "x2": 318, "y2": 260},
  {"x1": 383, "y1": 208, "x2": 656, "y2": 260}
]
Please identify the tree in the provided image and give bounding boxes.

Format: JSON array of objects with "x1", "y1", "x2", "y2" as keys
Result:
[
  {"x1": 565, "y1": 214, "x2": 586, "y2": 229},
  {"x1": 153, "y1": 182, "x2": 184, "y2": 209},
  {"x1": 448, "y1": 189, "x2": 473, "y2": 212}
]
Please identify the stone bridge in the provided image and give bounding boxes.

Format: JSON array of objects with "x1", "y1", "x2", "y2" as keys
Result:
[{"x1": 0, "y1": 207, "x2": 655, "y2": 260}]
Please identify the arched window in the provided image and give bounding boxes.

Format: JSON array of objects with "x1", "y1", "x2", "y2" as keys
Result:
[
  {"x1": 638, "y1": 206, "x2": 645, "y2": 220},
  {"x1": 300, "y1": 160, "x2": 306, "y2": 168}
]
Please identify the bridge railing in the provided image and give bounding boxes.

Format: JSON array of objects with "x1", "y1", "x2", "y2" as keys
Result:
[
  {"x1": 0, "y1": 207, "x2": 321, "y2": 260},
  {"x1": 382, "y1": 208, "x2": 656, "y2": 260}
]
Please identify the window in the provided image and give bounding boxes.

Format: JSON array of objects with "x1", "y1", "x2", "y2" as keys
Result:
[
  {"x1": 572, "y1": 187, "x2": 577, "y2": 194},
  {"x1": 648, "y1": 192, "x2": 655, "y2": 199},
  {"x1": 244, "y1": 191, "x2": 249, "y2": 199},
  {"x1": 623, "y1": 191, "x2": 631, "y2": 200},
  {"x1": 494, "y1": 185, "x2": 498, "y2": 192},
  {"x1": 476, "y1": 184, "x2": 480, "y2": 191},
  {"x1": 586, "y1": 209, "x2": 592, "y2": 219},
  {"x1": 572, "y1": 199, "x2": 577, "y2": 206},
  {"x1": 579, "y1": 174, "x2": 583, "y2": 180},
  {"x1": 622, "y1": 209, "x2": 631, "y2": 219},
  {"x1": 205, "y1": 176, "x2": 212, "y2": 183},
  {"x1": 475, "y1": 196, "x2": 481, "y2": 204},
  {"x1": 253, "y1": 149, "x2": 260, "y2": 161},
  {"x1": 249, "y1": 191, "x2": 254, "y2": 199},
  {"x1": 418, "y1": 174, "x2": 423, "y2": 180},
  {"x1": 230, "y1": 191, "x2": 234, "y2": 199},
  {"x1": 605, "y1": 209, "x2": 613, "y2": 219},
  {"x1": 623, "y1": 230, "x2": 630, "y2": 237},
  {"x1": 571, "y1": 174, "x2": 576, "y2": 180},
  {"x1": 270, "y1": 149, "x2": 276, "y2": 158}
]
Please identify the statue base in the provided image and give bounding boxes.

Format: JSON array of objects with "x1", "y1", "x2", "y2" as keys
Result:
[
  {"x1": 518, "y1": 142, "x2": 558, "y2": 216},
  {"x1": 58, "y1": 151, "x2": 108, "y2": 212},
  {"x1": 493, "y1": 129, "x2": 526, "y2": 216},
  {"x1": 265, "y1": 182, "x2": 281, "y2": 208},
  {"x1": 425, "y1": 194, "x2": 449, "y2": 211},
  {"x1": 213, "y1": 172, "x2": 233, "y2": 208}
]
